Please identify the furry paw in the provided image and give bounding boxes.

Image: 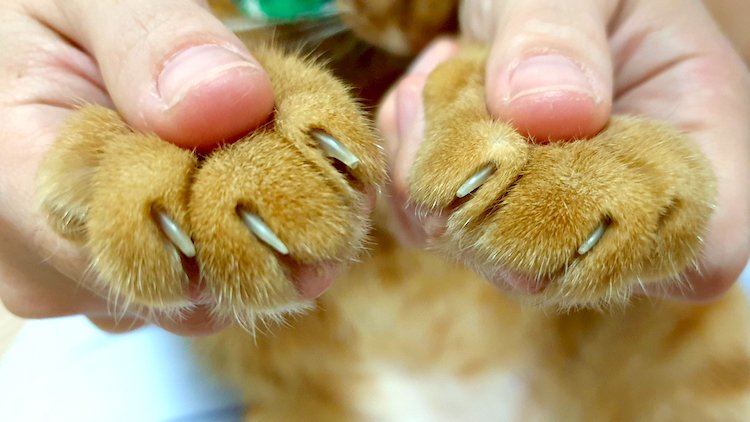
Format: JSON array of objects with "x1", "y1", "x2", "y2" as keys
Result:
[
  {"x1": 36, "y1": 46, "x2": 385, "y2": 325},
  {"x1": 408, "y1": 47, "x2": 717, "y2": 307}
]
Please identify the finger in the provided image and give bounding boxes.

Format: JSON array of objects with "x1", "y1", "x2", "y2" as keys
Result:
[
  {"x1": 0, "y1": 3, "x2": 120, "y2": 320},
  {"x1": 461, "y1": 0, "x2": 616, "y2": 141},
  {"x1": 378, "y1": 38, "x2": 460, "y2": 246},
  {"x1": 27, "y1": 0, "x2": 274, "y2": 151},
  {"x1": 611, "y1": 0, "x2": 750, "y2": 300},
  {"x1": 0, "y1": 102, "x2": 118, "y2": 321},
  {"x1": 0, "y1": 7, "x2": 142, "y2": 323},
  {"x1": 87, "y1": 306, "x2": 227, "y2": 336}
]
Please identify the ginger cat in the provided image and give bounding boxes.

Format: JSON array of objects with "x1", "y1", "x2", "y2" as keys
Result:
[{"x1": 35, "y1": 0, "x2": 750, "y2": 420}]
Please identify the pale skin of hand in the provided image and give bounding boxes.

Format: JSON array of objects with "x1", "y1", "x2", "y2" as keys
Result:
[
  {"x1": 0, "y1": 0, "x2": 747, "y2": 336},
  {"x1": 378, "y1": 0, "x2": 750, "y2": 301}
]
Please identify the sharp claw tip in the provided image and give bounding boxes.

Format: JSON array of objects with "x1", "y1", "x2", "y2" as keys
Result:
[
  {"x1": 456, "y1": 163, "x2": 495, "y2": 198},
  {"x1": 238, "y1": 208, "x2": 290, "y2": 255},
  {"x1": 311, "y1": 129, "x2": 360, "y2": 170},
  {"x1": 155, "y1": 210, "x2": 196, "y2": 258}
]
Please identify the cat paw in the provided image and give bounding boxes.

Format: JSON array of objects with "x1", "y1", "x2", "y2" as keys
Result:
[
  {"x1": 408, "y1": 47, "x2": 717, "y2": 307},
  {"x1": 36, "y1": 46, "x2": 385, "y2": 325}
]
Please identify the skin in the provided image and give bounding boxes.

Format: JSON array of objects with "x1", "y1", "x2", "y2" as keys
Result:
[{"x1": 0, "y1": 0, "x2": 747, "y2": 335}]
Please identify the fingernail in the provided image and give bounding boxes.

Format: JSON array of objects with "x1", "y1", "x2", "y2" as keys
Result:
[
  {"x1": 158, "y1": 45, "x2": 259, "y2": 108},
  {"x1": 507, "y1": 54, "x2": 598, "y2": 104}
]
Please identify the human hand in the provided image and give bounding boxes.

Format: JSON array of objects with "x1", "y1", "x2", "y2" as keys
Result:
[
  {"x1": 379, "y1": 0, "x2": 750, "y2": 301},
  {"x1": 0, "y1": 0, "x2": 275, "y2": 335}
]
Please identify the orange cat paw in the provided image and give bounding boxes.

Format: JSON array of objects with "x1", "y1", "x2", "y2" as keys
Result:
[
  {"x1": 36, "y1": 46, "x2": 385, "y2": 325},
  {"x1": 408, "y1": 48, "x2": 717, "y2": 308}
]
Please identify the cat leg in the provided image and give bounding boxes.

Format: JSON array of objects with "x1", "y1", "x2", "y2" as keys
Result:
[
  {"x1": 530, "y1": 291, "x2": 750, "y2": 420},
  {"x1": 408, "y1": 44, "x2": 716, "y2": 308}
]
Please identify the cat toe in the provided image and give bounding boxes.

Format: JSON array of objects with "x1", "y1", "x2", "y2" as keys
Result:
[
  {"x1": 37, "y1": 105, "x2": 198, "y2": 312},
  {"x1": 87, "y1": 131, "x2": 196, "y2": 309}
]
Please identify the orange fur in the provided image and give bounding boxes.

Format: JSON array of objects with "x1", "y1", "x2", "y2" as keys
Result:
[{"x1": 35, "y1": 1, "x2": 750, "y2": 419}]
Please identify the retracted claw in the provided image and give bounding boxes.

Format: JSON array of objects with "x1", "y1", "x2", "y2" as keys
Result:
[
  {"x1": 154, "y1": 210, "x2": 196, "y2": 258},
  {"x1": 456, "y1": 163, "x2": 495, "y2": 198},
  {"x1": 310, "y1": 129, "x2": 360, "y2": 169},
  {"x1": 238, "y1": 208, "x2": 290, "y2": 255}
]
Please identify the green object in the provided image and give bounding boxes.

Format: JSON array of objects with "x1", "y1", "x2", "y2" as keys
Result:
[{"x1": 233, "y1": 0, "x2": 334, "y2": 21}]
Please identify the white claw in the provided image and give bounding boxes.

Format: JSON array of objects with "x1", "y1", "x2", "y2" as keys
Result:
[
  {"x1": 311, "y1": 129, "x2": 360, "y2": 169},
  {"x1": 238, "y1": 209, "x2": 289, "y2": 255},
  {"x1": 155, "y1": 211, "x2": 196, "y2": 258},
  {"x1": 457, "y1": 163, "x2": 495, "y2": 198},
  {"x1": 577, "y1": 221, "x2": 608, "y2": 255}
]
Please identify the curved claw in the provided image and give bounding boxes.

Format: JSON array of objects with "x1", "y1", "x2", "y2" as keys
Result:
[
  {"x1": 154, "y1": 211, "x2": 196, "y2": 258},
  {"x1": 238, "y1": 208, "x2": 290, "y2": 255},
  {"x1": 310, "y1": 129, "x2": 360, "y2": 169},
  {"x1": 456, "y1": 163, "x2": 495, "y2": 198},
  {"x1": 577, "y1": 220, "x2": 608, "y2": 256}
]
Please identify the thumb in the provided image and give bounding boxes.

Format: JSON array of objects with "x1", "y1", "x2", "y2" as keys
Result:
[
  {"x1": 461, "y1": 0, "x2": 616, "y2": 141},
  {"x1": 33, "y1": 0, "x2": 274, "y2": 151}
]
